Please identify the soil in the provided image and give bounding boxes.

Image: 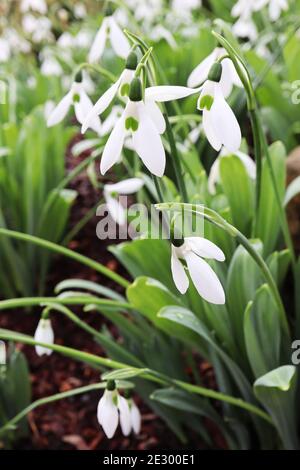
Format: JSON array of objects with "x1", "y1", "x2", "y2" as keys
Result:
[{"x1": 0, "y1": 135, "x2": 223, "y2": 451}]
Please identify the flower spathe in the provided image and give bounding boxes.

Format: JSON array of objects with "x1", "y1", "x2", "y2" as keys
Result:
[
  {"x1": 100, "y1": 84, "x2": 197, "y2": 177},
  {"x1": 34, "y1": 318, "x2": 54, "y2": 356},
  {"x1": 188, "y1": 48, "x2": 242, "y2": 97},
  {"x1": 104, "y1": 177, "x2": 144, "y2": 225},
  {"x1": 171, "y1": 237, "x2": 226, "y2": 304},
  {"x1": 88, "y1": 12, "x2": 130, "y2": 63},
  {"x1": 47, "y1": 78, "x2": 101, "y2": 134},
  {"x1": 198, "y1": 80, "x2": 241, "y2": 153},
  {"x1": 97, "y1": 389, "x2": 141, "y2": 439}
]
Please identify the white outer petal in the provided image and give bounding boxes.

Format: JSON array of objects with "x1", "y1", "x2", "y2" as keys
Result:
[
  {"x1": 34, "y1": 319, "x2": 54, "y2": 356},
  {"x1": 100, "y1": 111, "x2": 127, "y2": 175},
  {"x1": 235, "y1": 151, "x2": 256, "y2": 179},
  {"x1": 47, "y1": 92, "x2": 72, "y2": 127},
  {"x1": 106, "y1": 194, "x2": 126, "y2": 225},
  {"x1": 132, "y1": 102, "x2": 166, "y2": 177},
  {"x1": 130, "y1": 402, "x2": 142, "y2": 434},
  {"x1": 208, "y1": 157, "x2": 221, "y2": 194},
  {"x1": 97, "y1": 391, "x2": 119, "y2": 439},
  {"x1": 145, "y1": 86, "x2": 198, "y2": 103},
  {"x1": 88, "y1": 19, "x2": 108, "y2": 63},
  {"x1": 202, "y1": 109, "x2": 222, "y2": 152},
  {"x1": 187, "y1": 50, "x2": 217, "y2": 88},
  {"x1": 171, "y1": 245, "x2": 189, "y2": 294},
  {"x1": 109, "y1": 16, "x2": 130, "y2": 58},
  {"x1": 219, "y1": 58, "x2": 234, "y2": 98},
  {"x1": 210, "y1": 85, "x2": 241, "y2": 152},
  {"x1": 185, "y1": 252, "x2": 225, "y2": 305},
  {"x1": 185, "y1": 237, "x2": 226, "y2": 261},
  {"x1": 105, "y1": 178, "x2": 144, "y2": 194},
  {"x1": 118, "y1": 396, "x2": 132, "y2": 436},
  {"x1": 75, "y1": 89, "x2": 101, "y2": 134},
  {"x1": 144, "y1": 100, "x2": 166, "y2": 134},
  {"x1": 81, "y1": 77, "x2": 122, "y2": 133}
]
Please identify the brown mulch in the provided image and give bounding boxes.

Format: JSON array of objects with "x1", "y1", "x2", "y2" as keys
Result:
[{"x1": 0, "y1": 135, "x2": 224, "y2": 450}]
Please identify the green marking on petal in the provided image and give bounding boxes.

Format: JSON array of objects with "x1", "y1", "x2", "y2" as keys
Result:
[
  {"x1": 120, "y1": 83, "x2": 130, "y2": 97},
  {"x1": 125, "y1": 117, "x2": 139, "y2": 131},
  {"x1": 73, "y1": 93, "x2": 80, "y2": 103},
  {"x1": 199, "y1": 94, "x2": 214, "y2": 111}
]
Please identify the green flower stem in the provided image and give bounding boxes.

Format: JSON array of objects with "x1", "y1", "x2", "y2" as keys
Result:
[
  {"x1": 249, "y1": 109, "x2": 262, "y2": 231},
  {"x1": 77, "y1": 63, "x2": 117, "y2": 83},
  {"x1": 0, "y1": 329, "x2": 273, "y2": 425},
  {"x1": 0, "y1": 296, "x2": 133, "y2": 312},
  {"x1": 164, "y1": 112, "x2": 188, "y2": 202},
  {"x1": 156, "y1": 202, "x2": 290, "y2": 338},
  {"x1": 0, "y1": 228, "x2": 129, "y2": 288},
  {"x1": 0, "y1": 383, "x2": 105, "y2": 436}
]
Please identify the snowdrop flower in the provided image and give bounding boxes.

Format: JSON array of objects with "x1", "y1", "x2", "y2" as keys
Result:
[
  {"x1": 232, "y1": 15, "x2": 258, "y2": 42},
  {"x1": 257, "y1": 0, "x2": 288, "y2": 21},
  {"x1": 188, "y1": 48, "x2": 242, "y2": 97},
  {"x1": 82, "y1": 52, "x2": 138, "y2": 133},
  {"x1": 34, "y1": 317, "x2": 54, "y2": 356},
  {"x1": 171, "y1": 235, "x2": 226, "y2": 304},
  {"x1": 172, "y1": 0, "x2": 201, "y2": 13},
  {"x1": 97, "y1": 382, "x2": 133, "y2": 439},
  {"x1": 22, "y1": 14, "x2": 52, "y2": 43},
  {"x1": 74, "y1": 3, "x2": 87, "y2": 19},
  {"x1": 0, "y1": 340, "x2": 6, "y2": 366},
  {"x1": 99, "y1": 78, "x2": 197, "y2": 176},
  {"x1": 41, "y1": 56, "x2": 63, "y2": 76},
  {"x1": 88, "y1": 5, "x2": 130, "y2": 63},
  {"x1": 197, "y1": 63, "x2": 241, "y2": 153},
  {"x1": 47, "y1": 72, "x2": 101, "y2": 134},
  {"x1": 208, "y1": 149, "x2": 256, "y2": 194},
  {"x1": 104, "y1": 178, "x2": 144, "y2": 225},
  {"x1": 20, "y1": 0, "x2": 47, "y2": 14},
  {"x1": 150, "y1": 25, "x2": 177, "y2": 49}
]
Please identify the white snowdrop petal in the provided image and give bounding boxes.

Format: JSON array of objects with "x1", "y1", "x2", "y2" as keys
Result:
[
  {"x1": 100, "y1": 113, "x2": 126, "y2": 175},
  {"x1": 118, "y1": 396, "x2": 132, "y2": 436},
  {"x1": 202, "y1": 109, "x2": 222, "y2": 152},
  {"x1": 145, "y1": 86, "x2": 197, "y2": 103},
  {"x1": 47, "y1": 92, "x2": 72, "y2": 127},
  {"x1": 219, "y1": 58, "x2": 234, "y2": 98},
  {"x1": 106, "y1": 178, "x2": 144, "y2": 194},
  {"x1": 34, "y1": 319, "x2": 54, "y2": 356},
  {"x1": 185, "y1": 237, "x2": 226, "y2": 261},
  {"x1": 97, "y1": 391, "x2": 119, "y2": 439},
  {"x1": 144, "y1": 101, "x2": 166, "y2": 134},
  {"x1": 185, "y1": 252, "x2": 225, "y2": 305},
  {"x1": 82, "y1": 78, "x2": 121, "y2": 133},
  {"x1": 187, "y1": 51, "x2": 216, "y2": 88},
  {"x1": 109, "y1": 17, "x2": 130, "y2": 59},
  {"x1": 131, "y1": 403, "x2": 142, "y2": 434},
  {"x1": 236, "y1": 151, "x2": 256, "y2": 179},
  {"x1": 132, "y1": 102, "x2": 166, "y2": 177},
  {"x1": 171, "y1": 246, "x2": 189, "y2": 294},
  {"x1": 207, "y1": 157, "x2": 221, "y2": 194},
  {"x1": 75, "y1": 90, "x2": 101, "y2": 134},
  {"x1": 106, "y1": 195, "x2": 126, "y2": 225},
  {"x1": 210, "y1": 86, "x2": 241, "y2": 152},
  {"x1": 88, "y1": 20, "x2": 108, "y2": 63}
]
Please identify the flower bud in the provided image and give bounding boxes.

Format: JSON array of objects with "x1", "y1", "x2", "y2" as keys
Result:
[
  {"x1": 208, "y1": 62, "x2": 222, "y2": 83},
  {"x1": 129, "y1": 77, "x2": 143, "y2": 102}
]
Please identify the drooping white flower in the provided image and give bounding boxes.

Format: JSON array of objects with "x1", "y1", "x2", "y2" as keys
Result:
[
  {"x1": 172, "y1": 0, "x2": 201, "y2": 13},
  {"x1": 198, "y1": 79, "x2": 241, "y2": 153},
  {"x1": 232, "y1": 15, "x2": 258, "y2": 42},
  {"x1": 171, "y1": 237, "x2": 225, "y2": 304},
  {"x1": 20, "y1": 0, "x2": 47, "y2": 14},
  {"x1": 82, "y1": 52, "x2": 138, "y2": 133},
  {"x1": 22, "y1": 14, "x2": 53, "y2": 43},
  {"x1": 47, "y1": 73, "x2": 101, "y2": 134},
  {"x1": 0, "y1": 340, "x2": 6, "y2": 365},
  {"x1": 208, "y1": 149, "x2": 256, "y2": 194},
  {"x1": 34, "y1": 318, "x2": 54, "y2": 356},
  {"x1": 88, "y1": 8, "x2": 130, "y2": 63},
  {"x1": 97, "y1": 389, "x2": 131, "y2": 439},
  {"x1": 74, "y1": 3, "x2": 87, "y2": 19},
  {"x1": 256, "y1": 0, "x2": 288, "y2": 21},
  {"x1": 188, "y1": 48, "x2": 242, "y2": 97},
  {"x1": 128, "y1": 399, "x2": 142, "y2": 434},
  {"x1": 41, "y1": 56, "x2": 63, "y2": 76},
  {"x1": 104, "y1": 178, "x2": 144, "y2": 225},
  {"x1": 99, "y1": 79, "x2": 197, "y2": 177}
]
